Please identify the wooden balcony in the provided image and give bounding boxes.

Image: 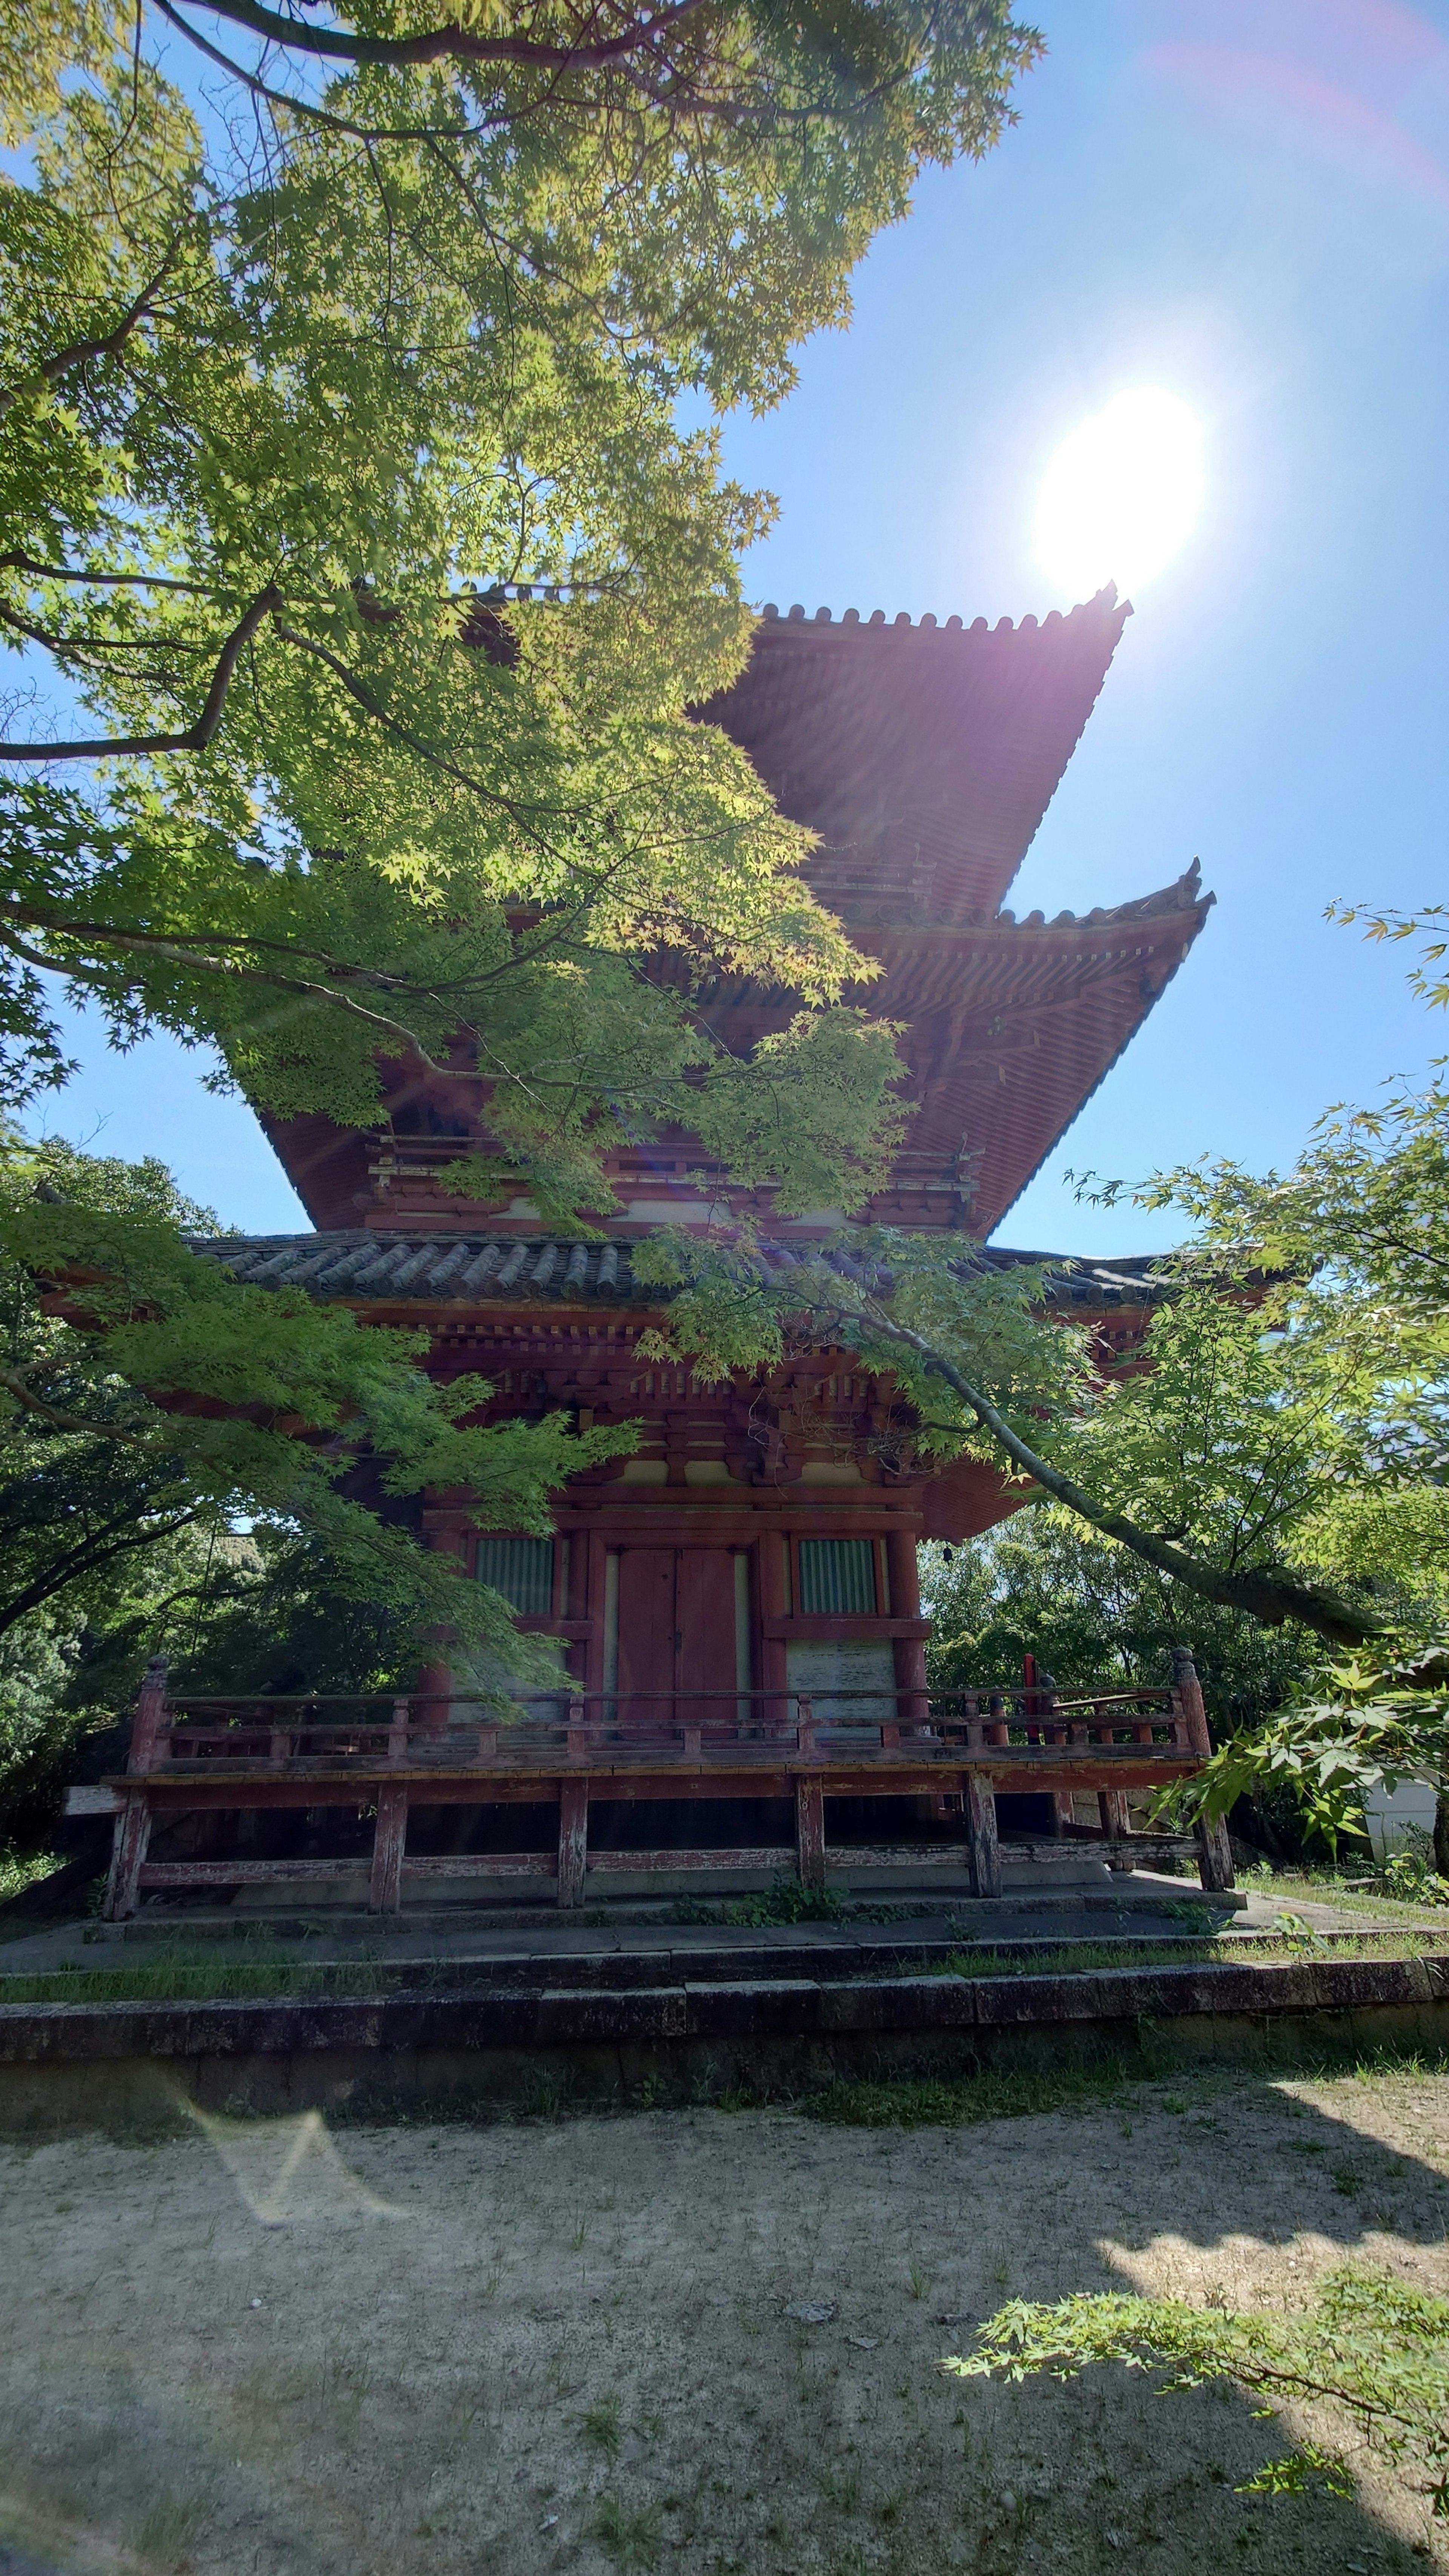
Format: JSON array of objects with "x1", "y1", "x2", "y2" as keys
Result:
[{"x1": 79, "y1": 1655, "x2": 1234, "y2": 1917}]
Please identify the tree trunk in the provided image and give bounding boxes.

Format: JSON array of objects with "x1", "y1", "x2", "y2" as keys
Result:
[{"x1": 1435, "y1": 1786, "x2": 1449, "y2": 1879}]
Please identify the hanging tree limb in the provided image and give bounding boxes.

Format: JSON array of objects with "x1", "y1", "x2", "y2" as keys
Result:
[
  {"x1": 0, "y1": 584, "x2": 281, "y2": 761},
  {"x1": 816, "y1": 1287, "x2": 1385, "y2": 1649}
]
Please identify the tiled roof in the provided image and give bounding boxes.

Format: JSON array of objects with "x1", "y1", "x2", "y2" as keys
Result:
[
  {"x1": 692, "y1": 590, "x2": 1131, "y2": 927},
  {"x1": 196, "y1": 1230, "x2": 1167, "y2": 1311}
]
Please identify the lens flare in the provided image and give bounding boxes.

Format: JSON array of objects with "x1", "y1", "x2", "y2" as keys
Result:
[{"x1": 1035, "y1": 388, "x2": 1204, "y2": 598}]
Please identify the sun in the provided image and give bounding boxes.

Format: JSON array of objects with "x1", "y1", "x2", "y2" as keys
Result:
[{"x1": 1035, "y1": 388, "x2": 1205, "y2": 599}]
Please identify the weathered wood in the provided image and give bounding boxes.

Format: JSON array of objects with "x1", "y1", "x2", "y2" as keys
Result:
[
  {"x1": 369, "y1": 1781, "x2": 408, "y2": 1913},
  {"x1": 128, "y1": 1657, "x2": 169, "y2": 1775},
  {"x1": 966, "y1": 1775, "x2": 1001, "y2": 1899},
  {"x1": 557, "y1": 1775, "x2": 589, "y2": 1909},
  {"x1": 1195, "y1": 1812, "x2": 1236, "y2": 1892},
  {"x1": 1172, "y1": 1646, "x2": 1212, "y2": 1758},
  {"x1": 403, "y1": 1853, "x2": 553, "y2": 1879},
  {"x1": 1098, "y1": 1788, "x2": 1132, "y2": 1844},
  {"x1": 588, "y1": 1846, "x2": 792, "y2": 1873},
  {"x1": 102, "y1": 1791, "x2": 153, "y2": 1919},
  {"x1": 64, "y1": 1783, "x2": 123, "y2": 1817},
  {"x1": 138, "y1": 1858, "x2": 364, "y2": 1885},
  {"x1": 795, "y1": 1773, "x2": 826, "y2": 1889}
]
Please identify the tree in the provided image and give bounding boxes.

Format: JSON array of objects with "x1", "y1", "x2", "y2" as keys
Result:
[
  {"x1": 0, "y1": 1129, "x2": 627, "y2": 1665},
  {"x1": 921, "y1": 1510, "x2": 1321, "y2": 1836},
  {"x1": 1, "y1": 0, "x2": 1034, "y2": 1218}
]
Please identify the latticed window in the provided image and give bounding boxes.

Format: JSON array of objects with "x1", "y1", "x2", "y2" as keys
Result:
[
  {"x1": 797, "y1": 1537, "x2": 876, "y2": 1616},
  {"x1": 475, "y1": 1535, "x2": 555, "y2": 1616}
]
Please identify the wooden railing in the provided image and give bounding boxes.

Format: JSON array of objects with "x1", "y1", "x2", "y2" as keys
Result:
[
  {"x1": 129, "y1": 1681, "x2": 1196, "y2": 1775},
  {"x1": 92, "y1": 1651, "x2": 1231, "y2": 1918}
]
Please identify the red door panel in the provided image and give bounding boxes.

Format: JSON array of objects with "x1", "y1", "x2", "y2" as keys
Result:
[
  {"x1": 615, "y1": 1549, "x2": 675, "y2": 1717},
  {"x1": 676, "y1": 1549, "x2": 738, "y2": 1727}
]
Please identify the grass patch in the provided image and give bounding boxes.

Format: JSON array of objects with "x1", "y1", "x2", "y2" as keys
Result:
[
  {"x1": 666, "y1": 1876, "x2": 924, "y2": 1928},
  {"x1": 0, "y1": 1849, "x2": 65, "y2": 1907},
  {"x1": 800, "y1": 2058, "x2": 1146, "y2": 2128},
  {"x1": 1239, "y1": 1864, "x2": 1449, "y2": 1925},
  {"x1": 0, "y1": 1926, "x2": 1441, "y2": 2009},
  {"x1": 933, "y1": 1930, "x2": 1443, "y2": 1980},
  {"x1": 0, "y1": 1944, "x2": 429, "y2": 2007},
  {"x1": 798, "y1": 2045, "x2": 1449, "y2": 2130}
]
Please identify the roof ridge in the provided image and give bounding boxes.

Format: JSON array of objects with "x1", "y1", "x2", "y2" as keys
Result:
[{"x1": 756, "y1": 586, "x2": 1125, "y2": 635}]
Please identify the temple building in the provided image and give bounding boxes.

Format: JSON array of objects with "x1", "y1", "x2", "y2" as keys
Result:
[{"x1": 96, "y1": 590, "x2": 1230, "y2": 1920}]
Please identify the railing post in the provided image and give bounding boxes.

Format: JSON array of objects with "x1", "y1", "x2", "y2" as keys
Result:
[
  {"x1": 1171, "y1": 1645, "x2": 1212, "y2": 1757},
  {"x1": 567, "y1": 1693, "x2": 587, "y2": 1761},
  {"x1": 102, "y1": 1656, "x2": 169, "y2": 1922},
  {"x1": 558, "y1": 1776, "x2": 589, "y2": 1908},
  {"x1": 1173, "y1": 1647, "x2": 1234, "y2": 1888},
  {"x1": 102, "y1": 1792, "x2": 152, "y2": 1920},
  {"x1": 387, "y1": 1696, "x2": 409, "y2": 1764},
  {"x1": 966, "y1": 1775, "x2": 1001, "y2": 1899},
  {"x1": 796, "y1": 1691, "x2": 816, "y2": 1757},
  {"x1": 129, "y1": 1655, "x2": 169, "y2": 1773},
  {"x1": 795, "y1": 1773, "x2": 826, "y2": 1890},
  {"x1": 369, "y1": 1781, "x2": 408, "y2": 1912},
  {"x1": 1195, "y1": 1813, "x2": 1235, "y2": 1892}
]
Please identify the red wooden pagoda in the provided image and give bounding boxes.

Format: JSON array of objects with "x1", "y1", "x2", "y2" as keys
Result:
[{"x1": 95, "y1": 590, "x2": 1231, "y2": 1919}]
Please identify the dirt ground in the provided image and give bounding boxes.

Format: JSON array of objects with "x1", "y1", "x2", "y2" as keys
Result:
[{"x1": 2, "y1": 2066, "x2": 1448, "y2": 2576}]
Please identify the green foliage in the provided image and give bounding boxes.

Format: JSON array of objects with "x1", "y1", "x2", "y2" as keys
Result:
[
  {"x1": 1189, "y1": 1637, "x2": 1449, "y2": 1871},
  {"x1": 946, "y1": 2266, "x2": 1449, "y2": 2518},
  {"x1": 923, "y1": 1510, "x2": 1317, "y2": 1734},
  {"x1": 1382, "y1": 1840, "x2": 1449, "y2": 1907},
  {"x1": 0, "y1": 1124, "x2": 632, "y2": 1853},
  {"x1": 631, "y1": 1223, "x2": 1088, "y2": 1429},
  {"x1": 0, "y1": 0, "x2": 1034, "y2": 1216}
]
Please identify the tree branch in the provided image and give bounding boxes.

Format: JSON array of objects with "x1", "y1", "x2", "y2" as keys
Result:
[
  {"x1": 180, "y1": 0, "x2": 707, "y2": 74},
  {"x1": 0, "y1": 554, "x2": 229, "y2": 596},
  {"x1": 0, "y1": 1365, "x2": 148, "y2": 1439},
  {"x1": 151, "y1": 0, "x2": 509, "y2": 140},
  {"x1": 0, "y1": 239, "x2": 185, "y2": 427},
  {"x1": 845, "y1": 1295, "x2": 1386, "y2": 1649},
  {"x1": 0, "y1": 1506, "x2": 201, "y2": 1639},
  {"x1": 0, "y1": 584, "x2": 282, "y2": 761}
]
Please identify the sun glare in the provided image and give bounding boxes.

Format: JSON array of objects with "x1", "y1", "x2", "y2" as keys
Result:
[{"x1": 1035, "y1": 388, "x2": 1204, "y2": 599}]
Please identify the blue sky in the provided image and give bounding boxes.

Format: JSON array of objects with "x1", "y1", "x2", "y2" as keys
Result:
[{"x1": 34, "y1": 0, "x2": 1449, "y2": 1250}]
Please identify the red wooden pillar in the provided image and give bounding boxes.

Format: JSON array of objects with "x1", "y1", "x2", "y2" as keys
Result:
[
  {"x1": 417, "y1": 1506, "x2": 471, "y2": 1732},
  {"x1": 795, "y1": 1773, "x2": 826, "y2": 1890},
  {"x1": 966, "y1": 1775, "x2": 1000, "y2": 1899},
  {"x1": 887, "y1": 1527, "x2": 928, "y2": 1724},
  {"x1": 758, "y1": 1529, "x2": 789, "y2": 1727},
  {"x1": 558, "y1": 1776, "x2": 589, "y2": 1908},
  {"x1": 369, "y1": 1782, "x2": 408, "y2": 1912}
]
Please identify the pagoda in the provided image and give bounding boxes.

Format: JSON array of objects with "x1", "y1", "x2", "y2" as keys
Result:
[{"x1": 97, "y1": 590, "x2": 1229, "y2": 1922}]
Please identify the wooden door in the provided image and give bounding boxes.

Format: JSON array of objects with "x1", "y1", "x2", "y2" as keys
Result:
[
  {"x1": 614, "y1": 1546, "x2": 740, "y2": 1732},
  {"x1": 616, "y1": 1549, "x2": 675, "y2": 1718},
  {"x1": 676, "y1": 1548, "x2": 738, "y2": 1728}
]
